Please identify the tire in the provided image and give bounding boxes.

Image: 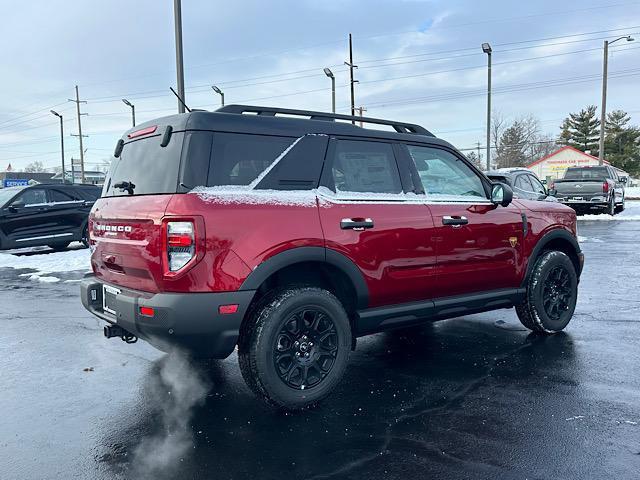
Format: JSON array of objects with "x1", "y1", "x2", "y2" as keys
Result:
[
  {"x1": 615, "y1": 197, "x2": 625, "y2": 214},
  {"x1": 516, "y1": 251, "x2": 578, "y2": 334},
  {"x1": 606, "y1": 194, "x2": 615, "y2": 215},
  {"x1": 47, "y1": 242, "x2": 71, "y2": 251},
  {"x1": 81, "y1": 224, "x2": 89, "y2": 248},
  {"x1": 238, "y1": 287, "x2": 352, "y2": 409}
]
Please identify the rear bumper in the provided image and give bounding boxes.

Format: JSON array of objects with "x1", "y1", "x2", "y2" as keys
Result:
[
  {"x1": 80, "y1": 276, "x2": 255, "y2": 359},
  {"x1": 555, "y1": 195, "x2": 609, "y2": 209}
]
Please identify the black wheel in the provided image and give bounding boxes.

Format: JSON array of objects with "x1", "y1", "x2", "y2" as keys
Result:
[
  {"x1": 606, "y1": 194, "x2": 615, "y2": 215},
  {"x1": 238, "y1": 287, "x2": 352, "y2": 409},
  {"x1": 516, "y1": 251, "x2": 578, "y2": 333},
  {"x1": 615, "y1": 197, "x2": 625, "y2": 213},
  {"x1": 81, "y1": 224, "x2": 89, "y2": 248},
  {"x1": 47, "y1": 242, "x2": 71, "y2": 251}
]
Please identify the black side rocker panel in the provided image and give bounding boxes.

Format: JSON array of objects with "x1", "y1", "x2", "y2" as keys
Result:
[{"x1": 355, "y1": 288, "x2": 525, "y2": 335}]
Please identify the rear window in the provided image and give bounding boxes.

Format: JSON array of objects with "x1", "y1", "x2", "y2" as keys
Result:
[
  {"x1": 207, "y1": 133, "x2": 294, "y2": 186},
  {"x1": 103, "y1": 132, "x2": 185, "y2": 197},
  {"x1": 564, "y1": 167, "x2": 609, "y2": 180}
]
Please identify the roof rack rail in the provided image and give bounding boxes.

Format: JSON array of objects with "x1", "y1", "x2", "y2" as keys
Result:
[{"x1": 216, "y1": 104, "x2": 433, "y2": 136}]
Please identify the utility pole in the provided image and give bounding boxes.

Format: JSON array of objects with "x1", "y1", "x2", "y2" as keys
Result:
[
  {"x1": 344, "y1": 33, "x2": 358, "y2": 124},
  {"x1": 69, "y1": 85, "x2": 87, "y2": 183},
  {"x1": 174, "y1": 0, "x2": 186, "y2": 113},
  {"x1": 482, "y1": 43, "x2": 492, "y2": 171},
  {"x1": 476, "y1": 141, "x2": 482, "y2": 168},
  {"x1": 598, "y1": 35, "x2": 634, "y2": 165},
  {"x1": 50, "y1": 110, "x2": 65, "y2": 183},
  {"x1": 355, "y1": 106, "x2": 367, "y2": 127}
]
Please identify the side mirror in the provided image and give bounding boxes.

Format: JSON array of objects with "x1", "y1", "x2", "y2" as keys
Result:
[
  {"x1": 491, "y1": 182, "x2": 513, "y2": 207},
  {"x1": 621, "y1": 177, "x2": 628, "y2": 185}
]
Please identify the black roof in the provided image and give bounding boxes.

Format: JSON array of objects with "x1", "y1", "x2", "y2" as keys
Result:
[{"x1": 121, "y1": 104, "x2": 455, "y2": 150}]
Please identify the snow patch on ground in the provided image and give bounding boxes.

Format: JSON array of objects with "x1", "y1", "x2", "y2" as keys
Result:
[
  {"x1": 577, "y1": 236, "x2": 604, "y2": 243},
  {"x1": 0, "y1": 247, "x2": 91, "y2": 275},
  {"x1": 578, "y1": 214, "x2": 640, "y2": 221},
  {"x1": 625, "y1": 186, "x2": 640, "y2": 199},
  {"x1": 26, "y1": 274, "x2": 61, "y2": 283}
]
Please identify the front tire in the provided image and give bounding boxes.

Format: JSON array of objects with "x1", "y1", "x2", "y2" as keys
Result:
[
  {"x1": 516, "y1": 251, "x2": 578, "y2": 333},
  {"x1": 615, "y1": 196, "x2": 625, "y2": 213},
  {"x1": 47, "y1": 242, "x2": 71, "y2": 251},
  {"x1": 238, "y1": 287, "x2": 352, "y2": 409}
]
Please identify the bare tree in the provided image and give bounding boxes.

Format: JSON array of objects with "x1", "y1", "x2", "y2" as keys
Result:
[{"x1": 23, "y1": 161, "x2": 45, "y2": 173}]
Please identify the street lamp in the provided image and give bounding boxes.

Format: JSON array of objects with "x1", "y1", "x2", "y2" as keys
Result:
[
  {"x1": 211, "y1": 85, "x2": 224, "y2": 107},
  {"x1": 122, "y1": 99, "x2": 135, "y2": 127},
  {"x1": 50, "y1": 110, "x2": 66, "y2": 183},
  {"x1": 598, "y1": 35, "x2": 634, "y2": 164},
  {"x1": 323, "y1": 67, "x2": 336, "y2": 113},
  {"x1": 482, "y1": 42, "x2": 492, "y2": 171}
]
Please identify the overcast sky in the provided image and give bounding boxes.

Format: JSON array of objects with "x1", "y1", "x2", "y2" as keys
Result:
[{"x1": 1, "y1": 0, "x2": 639, "y2": 171}]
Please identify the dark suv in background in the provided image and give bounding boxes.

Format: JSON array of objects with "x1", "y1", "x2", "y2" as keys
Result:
[{"x1": 0, "y1": 183, "x2": 100, "y2": 251}]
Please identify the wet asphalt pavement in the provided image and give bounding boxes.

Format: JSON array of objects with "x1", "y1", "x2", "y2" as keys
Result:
[{"x1": 1, "y1": 204, "x2": 639, "y2": 480}]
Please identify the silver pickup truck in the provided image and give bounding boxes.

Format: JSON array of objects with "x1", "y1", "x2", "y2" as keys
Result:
[{"x1": 551, "y1": 165, "x2": 626, "y2": 215}]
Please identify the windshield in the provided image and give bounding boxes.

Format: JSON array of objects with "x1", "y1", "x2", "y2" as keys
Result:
[
  {"x1": 0, "y1": 187, "x2": 25, "y2": 207},
  {"x1": 564, "y1": 167, "x2": 609, "y2": 180},
  {"x1": 103, "y1": 132, "x2": 184, "y2": 197}
]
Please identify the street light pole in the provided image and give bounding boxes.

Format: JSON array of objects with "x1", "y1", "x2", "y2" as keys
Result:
[
  {"x1": 50, "y1": 110, "x2": 65, "y2": 183},
  {"x1": 482, "y1": 43, "x2": 492, "y2": 171},
  {"x1": 323, "y1": 68, "x2": 335, "y2": 113},
  {"x1": 598, "y1": 35, "x2": 634, "y2": 165},
  {"x1": 173, "y1": 0, "x2": 186, "y2": 113},
  {"x1": 211, "y1": 86, "x2": 224, "y2": 107},
  {"x1": 122, "y1": 99, "x2": 135, "y2": 127}
]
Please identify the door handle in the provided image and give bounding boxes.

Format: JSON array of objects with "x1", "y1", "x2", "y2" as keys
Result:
[
  {"x1": 340, "y1": 218, "x2": 374, "y2": 231},
  {"x1": 442, "y1": 215, "x2": 468, "y2": 226}
]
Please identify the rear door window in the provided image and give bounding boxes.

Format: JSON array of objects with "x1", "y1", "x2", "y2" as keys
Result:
[
  {"x1": 207, "y1": 133, "x2": 294, "y2": 186},
  {"x1": 103, "y1": 132, "x2": 185, "y2": 196},
  {"x1": 49, "y1": 189, "x2": 77, "y2": 203},
  {"x1": 329, "y1": 139, "x2": 402, "y2": 194}
]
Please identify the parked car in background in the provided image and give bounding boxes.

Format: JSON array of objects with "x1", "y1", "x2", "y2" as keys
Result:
[
  {"x1": 0, "y1": 183, "x2": 100, "y2": 251},
  {"x1": 80, "y1": 105, "x2": 583, "y2": 409},
  {"x1": 486, "y1": 168, "x2": 555, "y2": 201},
  {"x1": 550, "y1": 165, "x2": 625, "y2": 215}
]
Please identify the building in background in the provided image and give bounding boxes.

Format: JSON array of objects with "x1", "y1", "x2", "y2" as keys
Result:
[
  {"x1": 50, "y1": 170, "x2": 106, "y2": 185},
  {"x1": 527, "y1": 146, "x2": 611, "y2": 182}
]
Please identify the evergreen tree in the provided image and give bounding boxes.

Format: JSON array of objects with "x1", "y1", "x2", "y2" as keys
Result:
[
  {"x1": 558, "y1": 105, "x2": 600, "y2": 154},
  {"x1": 604, "y1": 110, "x2": 640, "y2": 175}
]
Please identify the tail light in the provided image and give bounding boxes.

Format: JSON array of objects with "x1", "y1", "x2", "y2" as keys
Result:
[
  {"x1": 166, "y1": 221, "x2": 195, "y2": 272},
  {"x1": 602, "y1": 181, "x2": 609, "y2": 193}
]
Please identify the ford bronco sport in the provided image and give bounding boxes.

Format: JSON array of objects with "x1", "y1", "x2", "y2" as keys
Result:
[{"x1": 81, "y1": 105, "x2": 583, "y2": 409}]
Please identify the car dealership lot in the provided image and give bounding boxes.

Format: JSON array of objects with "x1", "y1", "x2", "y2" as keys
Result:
[{"x1": 1, "y1": 204, "x2": 639, "y2": 480}]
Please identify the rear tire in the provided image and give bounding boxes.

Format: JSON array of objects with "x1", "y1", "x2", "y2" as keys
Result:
[
  {"x1": 516, "y1": 251, "x2": 578, "y2": 334},
  {"x1": 47, "y1": 242, "x2": 70, "y2": 251},
  {"x1": 606, "y1": 194, "x2": 616, "y2": 215},
  {"x1": 238, "y1": 287, "x2": 352, "y2": 409}
]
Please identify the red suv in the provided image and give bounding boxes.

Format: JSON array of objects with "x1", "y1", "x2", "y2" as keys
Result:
[{"x1": 81, "y1": 105, "x2": 583, "y2": 408}]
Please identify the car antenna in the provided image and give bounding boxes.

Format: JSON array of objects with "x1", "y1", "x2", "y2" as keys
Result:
[{"x1": 170, "y1": 87, "x2": 191, "y2": 112}]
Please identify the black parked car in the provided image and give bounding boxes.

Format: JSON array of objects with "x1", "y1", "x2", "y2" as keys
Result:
[
  {"x1": 0, "y1": 183, "x2": 100, "y2": 251},
  {"x1": 486, "y1": 168, "x2": 555, "y2": 202}
]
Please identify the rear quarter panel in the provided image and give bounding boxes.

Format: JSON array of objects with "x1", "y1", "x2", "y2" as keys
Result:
[{"x1": 164, "y1": 191, "x2": 324, "y2": 292}]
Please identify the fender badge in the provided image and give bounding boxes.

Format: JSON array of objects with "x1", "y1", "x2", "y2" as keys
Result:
[{"x1": 509, "y1": 237, "x2": 518, "y2": 247}]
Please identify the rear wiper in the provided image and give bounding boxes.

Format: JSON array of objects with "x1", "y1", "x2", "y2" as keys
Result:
[{"x1": 113, "y1": 181, "x2": 136, "y2": 195}]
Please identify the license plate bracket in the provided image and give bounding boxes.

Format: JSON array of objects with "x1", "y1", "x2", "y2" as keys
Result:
[{"x1": 103, "y1": 285, "x2": 121, "y2": 316}]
